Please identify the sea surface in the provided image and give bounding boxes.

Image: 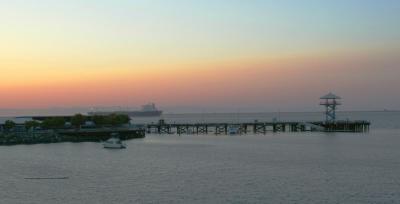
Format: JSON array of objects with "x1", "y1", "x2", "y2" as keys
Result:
[{"x1": 1, "y1": 111, "x2": 400, "y2": 204}]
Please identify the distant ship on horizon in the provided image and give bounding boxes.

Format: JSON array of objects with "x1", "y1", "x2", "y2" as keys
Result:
[{"x1": 88, "y1": 103, "x2": 162, "y2": 117}]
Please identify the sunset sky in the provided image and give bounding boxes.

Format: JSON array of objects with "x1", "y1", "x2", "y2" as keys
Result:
[{"x1": 0, "y1": 0, "x2": 399, "y2": 112}]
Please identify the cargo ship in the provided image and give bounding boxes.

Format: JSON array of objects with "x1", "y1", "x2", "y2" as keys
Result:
[{"x1": 88, "y1": 103, "x2": 162, "y2": 117}]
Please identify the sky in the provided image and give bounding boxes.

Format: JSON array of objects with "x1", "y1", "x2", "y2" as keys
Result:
[{"x1": 0, "y1": 0, "x2": 399, "y2": 113}]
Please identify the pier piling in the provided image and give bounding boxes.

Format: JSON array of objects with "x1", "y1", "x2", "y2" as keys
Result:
[{"x1": 147, "y1": 120, "x2": 370, "y2": 135}]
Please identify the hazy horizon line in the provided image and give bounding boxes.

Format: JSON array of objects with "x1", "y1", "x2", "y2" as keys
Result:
[{"x1": 0, "y1": 108, "x2": 398, "y2": 118}]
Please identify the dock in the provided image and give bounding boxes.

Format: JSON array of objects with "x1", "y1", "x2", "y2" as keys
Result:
[
  {"x1": 146, "y1": 120, "x2": 370, "y2": 135},
  {"x1": 146, "y1": 93, "x2": 371, "y2": 135}
]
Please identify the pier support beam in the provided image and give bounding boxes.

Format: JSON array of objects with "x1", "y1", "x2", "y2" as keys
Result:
[{"x1": 146, "y1": 120, "x2": 370, "y2": 135}]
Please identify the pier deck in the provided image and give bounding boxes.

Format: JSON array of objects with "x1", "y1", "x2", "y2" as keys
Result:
[{"x1": 146, "y1": 120, "x2": 370, "y2": 135}]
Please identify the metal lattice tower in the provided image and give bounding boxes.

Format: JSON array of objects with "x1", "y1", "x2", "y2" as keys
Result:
[{"x1": 320, "y1": 93, "x2": 341, "y2": 123}]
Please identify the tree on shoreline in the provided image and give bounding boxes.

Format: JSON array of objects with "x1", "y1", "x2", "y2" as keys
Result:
[
  {"x1": 108, "y1": 114, "x2": 130, "y2": 127},
  {"x1": 41, "y1": 117, "x2": 66, "y2": 129},
  {"x1": 71, "y1": 114, "x2": 85, "y2": 129},
  {"x1": 4, "y1": 120, "x2": 16, "y2": 131},
  {"x1": 29, "y1": 114, "x2": 130, "y2": 130},
  {"x1": 92, "y1": 115, "x2": 105, "y2": 127},
  {"x1": 90, "y1": 114, "x2": 130, "y2": 127},
  {"x1": 25, "y1": 120, "x2": 41, "y2": 130}
]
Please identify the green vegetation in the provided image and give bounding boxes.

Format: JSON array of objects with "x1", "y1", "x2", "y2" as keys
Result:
[
  {"x1": 4, "y1": 120, "x2": 16, "y2": 131},
  {"x1": 18, "y1": 114, "x2": 130, "y2": 130},
  {"x1": 1, "y1": 114, "x2": 131, "y2": 131},
  {"x1": 41, "y1": 117, "x2": 66, "y2": 129},
  {"x1": 89, "y1": 114, "x2": 130, "y2": 127},
  {"x1": 25, "y1": 120, "x2": 41, "y2": 130},
  {"x1": 106, "y1": 114, "x2": 131, "y2": 127},
  {"x1": 92, "y1": 115, "x2": 106, "y2": 126},
  {"x1": 0, "y1": 114, "x2": 134, "y2": 145},
  {"x1": 71, "y1": 114, "x2": 85, "y2": 129}
]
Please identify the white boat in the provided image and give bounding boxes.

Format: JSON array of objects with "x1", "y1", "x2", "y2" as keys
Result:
[{"x1": 103, "y1": 137, "x2": 126, "y2": 149}]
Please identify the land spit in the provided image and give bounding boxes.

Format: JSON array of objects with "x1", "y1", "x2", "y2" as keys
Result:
[{"x1": 0, "y1": 128, "x2": 145, "y2": 145}]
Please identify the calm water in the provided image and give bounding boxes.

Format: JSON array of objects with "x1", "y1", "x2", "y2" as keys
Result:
[{"x1": 1, "y1": 112, "x2": 400, "y2": 203}]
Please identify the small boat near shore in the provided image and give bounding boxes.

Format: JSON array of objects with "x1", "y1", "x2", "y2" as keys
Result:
[{"x1": 103, "y1": 134, "x2": 126, "y2": 149}]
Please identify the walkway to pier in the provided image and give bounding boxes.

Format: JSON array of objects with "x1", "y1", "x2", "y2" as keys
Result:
[{"x1": 147, "y1": 120, "x2": 370, "y2": 135}]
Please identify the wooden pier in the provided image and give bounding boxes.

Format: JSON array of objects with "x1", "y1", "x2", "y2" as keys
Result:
[{"x1": 147, "y1": 120, "x2": 370, "y2": 135}]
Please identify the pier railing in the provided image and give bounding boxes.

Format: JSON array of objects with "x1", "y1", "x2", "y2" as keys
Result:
[{"x1": 145, "y1": 120, "x2": 370, "y2": 135}]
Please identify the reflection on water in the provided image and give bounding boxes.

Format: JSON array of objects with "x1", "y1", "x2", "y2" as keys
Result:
[
  {"x1": 132, "y1": 111, "x2": 400, "y2": 130},
  {"x1": 0, "y1": 112, "x2": 400, "y2": 203}
]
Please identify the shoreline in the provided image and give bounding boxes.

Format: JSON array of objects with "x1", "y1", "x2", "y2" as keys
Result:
[{"x1": 0, "y1": 128, "x2": 145, "y2": 146}]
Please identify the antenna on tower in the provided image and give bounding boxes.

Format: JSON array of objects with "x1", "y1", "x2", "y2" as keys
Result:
[{"x1": 320, "y1": 92, "x2": 341, "y2": 123}]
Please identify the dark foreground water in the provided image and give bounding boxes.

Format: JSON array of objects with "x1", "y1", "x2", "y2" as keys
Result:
[{"x1": 1, "y1": 112, "x2": 400, "y2": 203}]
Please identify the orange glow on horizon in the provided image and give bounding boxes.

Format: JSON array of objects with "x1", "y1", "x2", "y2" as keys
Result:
[{"x1": 1, "y1": 51, "x2": 398, "y2": 109}]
